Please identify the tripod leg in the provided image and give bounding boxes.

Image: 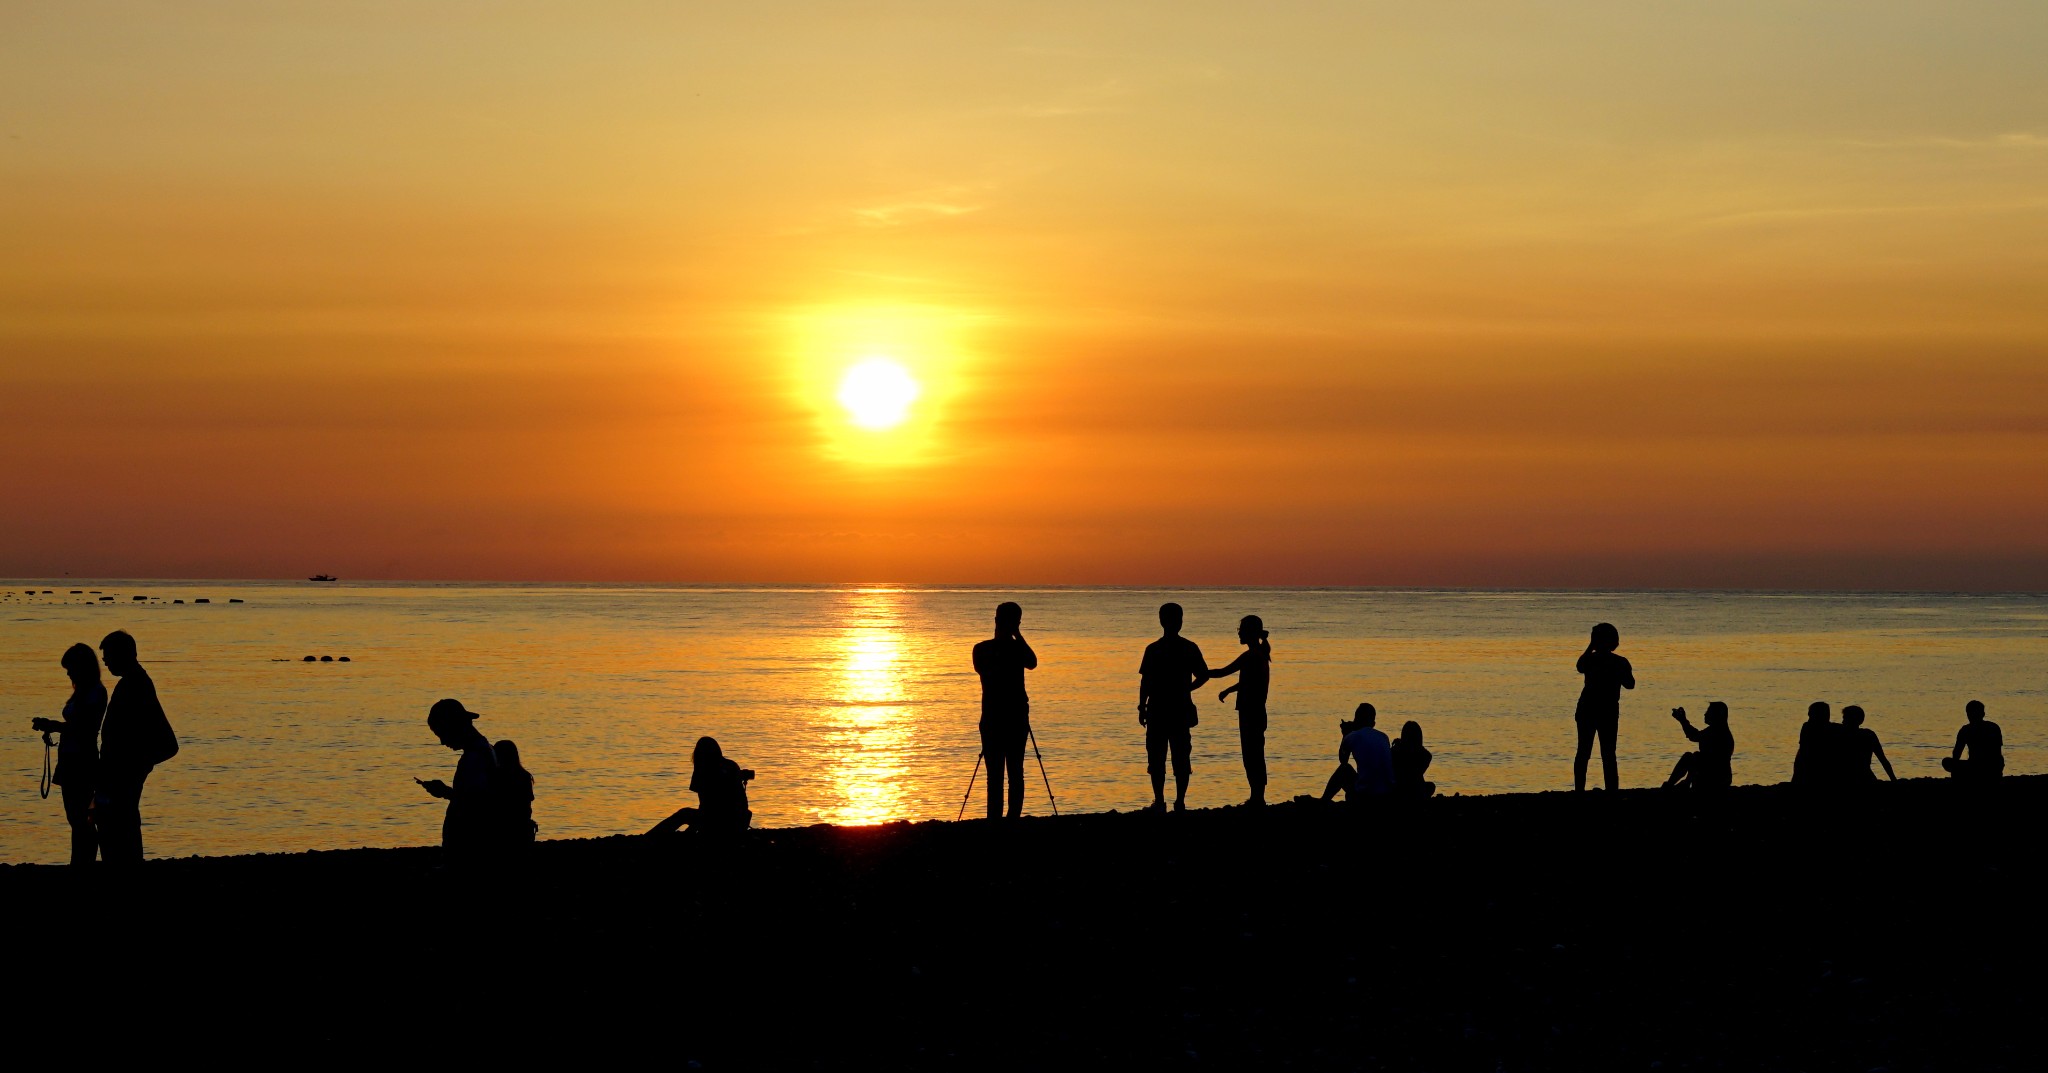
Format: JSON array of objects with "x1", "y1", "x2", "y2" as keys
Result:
[
  {"x1": 956, "y1": 753, "x2": 983, "y2": 821},
  {"x1": 1029, "y1": 728, "x2": 1058, "y2": 816}
]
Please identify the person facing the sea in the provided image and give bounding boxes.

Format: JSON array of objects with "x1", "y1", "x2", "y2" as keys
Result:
[
  {"x1": 1838, "y1": 706, "x2": 1896, "y2": 784},
  {"x1": 1792, "y1": 702, "x2": 1840, "y2": 788},
  {"x1": 1320, "y1": 703, "x2": 1394, "y2": 801},
  {"x1": 649, "y1": 736, "x2": 755, "y2": 835},
  {"x1": 1573, "y1": 623, "x2": 1635, "y2": 792},
  {"x1": 1942, "y1": 701, "x2": 2003, "y2": 781},
  {"x1": 29, "y1": 643, "x2": 108, "y2": 866},
  {"x1": 418, "y1": 699, "x2": 500, "y2": 862},
  {"x1": 1139, "y1": 602, "x2": 1209, "y2": 813},
  {"x1": 95, "y1": 630, "x2": 178, "y2": 865},
  {"x1": 1209, "y1": 614, "x2": 1273, "y2": 807},
  {"x1": 1391, "y1": 720, "x2": 1435, "y2": 799},
  {"x1": 971, "y1": 601, "x2": 1037, "y2": 820},
  {"x1": 1662, "y1": 703, "x2": 1734, "y2": 792},
  {"x1": 494, "y1": 739, "x2": 537, "y2": 846}
]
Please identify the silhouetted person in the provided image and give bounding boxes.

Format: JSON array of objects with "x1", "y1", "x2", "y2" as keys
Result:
[
  {"x1": 1573, "y1": 623, "x2": 1635, "y2": 792},
  {"x1": 1211, "y1": 614, "x2": 1272, "y2": 806},
  {"x1": 494, "y1": 739, "x2": 537, "y2": 847},
  {"x1": 1942, "y1": 700, "x2": 2004, "y2": 781},
  {"x1": 1139, "y1": 602, "x2": 1209, "y2": 812},
  {"x1": 1663, "y1": 702, "x2": 1734, "y2": 792},
  {"x1": 1321, "y1": 703, "x2": 1394, "y2": 801},
  {"x1": 1792, "y1": 701, "x2": 1840, "y2": 788},
  {"x1": 972, "y1": 601, "x2": 1037, "y2": 820},
  {"x1": 95, "y1": 630, "x2": 178, "y2": 865},
  {"x1": 418, "y1": 699, "x2": 499, "y2": 863},
  {"x1": 1391, "y1": 720, "x2": 1435, "y2": 799},
  {"x1": 1839, "y1": 706, "x2": 1896, "y2": 784},
  {"x1": 649, "y1": 736, "x2": 755, "y2": 835},
  {"x1": 30, "y1": 643, "x2": 107, "y2": 866}
]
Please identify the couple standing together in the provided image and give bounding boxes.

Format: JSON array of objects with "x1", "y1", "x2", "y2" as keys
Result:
[{"x1": 971, "y1": 601, "x2": 1271, "y2": 819}]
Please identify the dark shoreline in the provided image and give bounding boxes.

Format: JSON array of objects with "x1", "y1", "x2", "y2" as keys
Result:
[{"x1": 7, "y1": 778, "x2": 2040, "y2": 1069}]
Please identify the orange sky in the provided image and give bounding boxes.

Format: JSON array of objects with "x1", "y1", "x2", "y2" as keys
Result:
[{"x1": 4, "y1": 4, "x2": 2046, "y2": 588}]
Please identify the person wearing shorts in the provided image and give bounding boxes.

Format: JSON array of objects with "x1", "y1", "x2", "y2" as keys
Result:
[{"x1": 1139, "y1": 602, "x2": 1208, "y2": 813}]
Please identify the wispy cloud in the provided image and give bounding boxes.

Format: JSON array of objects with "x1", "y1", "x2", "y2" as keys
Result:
[
  {"x1": 850, "y1": 197, "x2": 983, "y2": 228},
  {"x1": 1839, "y1": 131, "x2": 2048, "y2": 151}
]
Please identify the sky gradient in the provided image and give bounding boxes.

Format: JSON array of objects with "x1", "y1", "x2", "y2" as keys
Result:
[{"x1": 4, "y1": 3, "x2": 2046, "y2": 587}]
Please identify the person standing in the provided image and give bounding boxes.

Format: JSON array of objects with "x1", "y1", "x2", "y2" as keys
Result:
[
  {"x1": 1942, "y1": 700, "x2": 2004, "y2": 781},
  {"x1": 1210, "y1": 615, "x2": 1272, "y2": 807},
  {"x1": 30, "y1": 644, "x2": 108, "y2": 866},
  {"x1": 971, "y1": 601, "x2": 1037, "y2": 820},
  {"x1": 95, "y1": 630, "x2": 179, "y2": 865},
  {"x1": 1573, "y1": 623, "x2": 1635, "y2": 792},
  {"x1": 1139, "y1": 602, "x2": 1209, "y2": 813},
  {"x1": 417, "y1": 699, "x2": 499, "y2": 863}
]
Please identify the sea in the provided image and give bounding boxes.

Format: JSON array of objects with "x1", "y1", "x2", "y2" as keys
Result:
[{"x1": 2, "y1": 582, "x2": 2041, "y2": 864}]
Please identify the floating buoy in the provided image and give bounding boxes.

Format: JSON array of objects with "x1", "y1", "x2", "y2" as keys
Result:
[
  {"x1": 338, "y1": 656, "x2": 352, "y2": 662},
  {"x1": 319, "y1": 655, "x2": 334, "y2": 662},
  {"x1": 194, "y1": 598, "x2": 209, "y2": 604},
  {"x1": 303, "y1": 655, "x2": 316, "y2": 662},
  {"x1": 174, "y1": 600, "x2": 184, "y2": 604},
  {"x1": 229, "y1": 598, "x2": 244, "y2": 603},
  {"x1": 132, "y1": 595, "x2": 147, "y2": 601},
  {"x1": 98, "y1": 596, "x2": 114, "y2": 602},
  {"x1": 70, "y1": 590, "x2": 82, "y2": 594}
]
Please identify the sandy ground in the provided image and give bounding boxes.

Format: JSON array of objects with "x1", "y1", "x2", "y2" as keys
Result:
[{"x1": 4, "y1": 777, "x2": 2038, "y2": 1069}]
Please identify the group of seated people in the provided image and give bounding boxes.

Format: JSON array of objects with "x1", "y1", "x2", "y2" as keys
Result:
[
  {"x1": 1788, "y1": 699, "x2": 2003, "y2": 790},
  {"x1": 1316, "y1": 703, "x2": 1436, "y2": 802}
]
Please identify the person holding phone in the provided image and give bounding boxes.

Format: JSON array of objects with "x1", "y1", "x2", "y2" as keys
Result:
[
  {"x1": 971, "y1": 601, "x2": 1038, "y2": 820},
  {"x1": 418, "y1": 699, "x2": 499, "y2": 863},
  {"x1": 1572, "y1": 622, "x2": 1635, "y2": 792}
]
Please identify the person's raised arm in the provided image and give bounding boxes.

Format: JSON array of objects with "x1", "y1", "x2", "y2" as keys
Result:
[
  {"x1": 1576, "y1": 645, "x2": 1596, "y2": 674},
  {"x1": 1620, "y1": 656, "x2": 1636, "y2": 690},
  {"x1": 1872, "y1": 735, "x2": 1897, "y2": 781},
  {"x1": 1672, "y1": 707, "x2": 1702, "y2": 743},
  {"x1": 1017, "y1": 632, "x2": 1038, "y2": 671}
]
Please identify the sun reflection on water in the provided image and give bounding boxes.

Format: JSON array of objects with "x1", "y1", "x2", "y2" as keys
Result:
[{"x1": 820, "y1": 590, "x2": 914, "y2": 825}]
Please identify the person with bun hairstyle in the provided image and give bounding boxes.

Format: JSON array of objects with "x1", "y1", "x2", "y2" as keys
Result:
[
  {"x1": 1209, "y1": 614, "x2": 1273, "y2": 807},
  {"x1": 1573, "y1": 622, "x2": 1635, "y2": 792},
  {"x1": 418, "y1": 699, "x2": 499, "y2": 862}
]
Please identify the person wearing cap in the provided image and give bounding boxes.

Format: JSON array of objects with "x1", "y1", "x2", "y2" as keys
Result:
[{"x1": 419, "y1": 699, "x2": 499, "y2": 862}]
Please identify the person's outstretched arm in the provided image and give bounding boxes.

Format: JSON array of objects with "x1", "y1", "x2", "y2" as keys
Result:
[
  {"x1": 1673, "y1": 708, "x2": 1702, "y2": 743},
  {"x1": 1872, "y1": 736, "x2": 1897, "y2": 781},
  {"x1": 1209, "y1": 652, "x2": 1245, "y2": 680}
]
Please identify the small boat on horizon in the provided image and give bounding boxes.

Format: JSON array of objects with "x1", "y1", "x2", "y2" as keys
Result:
[{"x1": 308, "y1": 574, "x2": 339, "y2": 582}]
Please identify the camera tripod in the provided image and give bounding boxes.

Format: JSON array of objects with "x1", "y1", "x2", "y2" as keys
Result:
[{"x1": 955, "y1": 727, "x2": 1059, "y2": 820}]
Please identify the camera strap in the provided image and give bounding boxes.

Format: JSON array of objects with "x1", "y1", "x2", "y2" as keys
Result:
[{"x1": 39, "y1": 731, "x2": 53, "y2": 800}]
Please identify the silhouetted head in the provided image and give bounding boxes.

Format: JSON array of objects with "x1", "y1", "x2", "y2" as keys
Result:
[
  {"x1": 1842, "y1": 705, "x2": 1866, "y2": 728},
  {"x1": 994, "y1": 601, "x2": 1022, "y2": 634},
  {"x1": 427, "y1": 698, "x2": 480, "y2": 750},
  {"x1": 1159, "y1": 602, "x2": 1183, "y2": 636},
  {"x1": 1355, "y1": 702, "x2": 1377, "y2": 729},
  {"x1": 1400, "y1": 720, "x2": 1423, "y2": 748},
  {"x1": 693, "y1": 736, "x2": 724, "y2": 769},
  {"x1": 494, "y1": 739, "x2": 524, "y2": 771},
  {"x1": 61, "y1": 643, "x2": 101, "y2": 690},
  {"x1": 1704, "y1": 701, "x2": 1729, "y2": 727},
  {"x1": 1966, "y1": 700, "x2": 1985, "y2": 722},
  {"x1": 1589, "y1": 623, "x2": 1620, "y2": 653},
  {"x1": 1807, "y1": 701, "x2": 1831, "y2": 724},
  {"x1": 1237, "y1": 615, "x2": 1268, "y2": 646},
  {"x1": 98, "y1": 630, "x2": 139, "y2": 676}
]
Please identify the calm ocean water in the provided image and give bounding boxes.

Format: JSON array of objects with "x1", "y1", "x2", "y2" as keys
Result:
[{"x1": 2, "y1": 582, "x2": 2041, "y2": 864}]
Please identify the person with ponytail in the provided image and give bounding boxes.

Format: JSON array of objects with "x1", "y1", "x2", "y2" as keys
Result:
[
  {"x1": 648, "y1": 736, "x2": 754, "y2": 836},
  {"x1": 1210, "y1": 615, "x2": 1273, "y2": 807},
  {"x1": 29, "y1": 643, "x2": 108, "y2": 865}
]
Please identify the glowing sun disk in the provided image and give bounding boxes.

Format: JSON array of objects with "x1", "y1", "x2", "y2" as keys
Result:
[{"x1": 838, "y1": 359, "x2": 920, "y2": 429}]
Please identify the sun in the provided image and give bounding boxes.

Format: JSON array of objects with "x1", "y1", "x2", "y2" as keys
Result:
[{"x1": 837, "y1": 358, "x2": 921, "y2": 430}]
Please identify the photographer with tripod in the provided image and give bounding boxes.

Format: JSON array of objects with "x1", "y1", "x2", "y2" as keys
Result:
[
  {"x1": 29, "y1": 644, "x2": 108, "y2": 866},
  {"x1": 971, "y1": 601, "x2": 1038, "y2": 820}
]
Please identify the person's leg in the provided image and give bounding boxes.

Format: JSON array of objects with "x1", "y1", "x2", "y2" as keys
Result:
[
  {"x1": 1574, "y1": 721, "x2": 1594, "y2": 791},
  {"x1": 1240, "y1": 714, "x2": 1266, "y2": 803},
  {"x1": 1004, "y1": 726, "x2": 1027, "y2": 819},
  {"x1": 1599, "y1": 717, "x2": 1619, "y2": 791},
  {"x1": 1322, "y1": 761, "x2": 1356, "y2": 801},
  {"x1": 95, "y1": 768, "x2": 148, "y2": 864},
  {"x1": 1146, "y1": 728, "x2": 1168, "y2": 808},
  {"x1": 1666, "y1": 752, "x2": 1696, "y2": 789},
  {"x1": 1419, "y1": 781, "x2": 1435, "y2": 798},
  {"x1": 61, "y1": 778, "x2": 97, "y2": 866},
  {"x1": 1171, "y1": 729, "x2": 1192, "y2": 810},
  {"x1": 981, "y1": 725, "x2": 1005, "y2": 820}
]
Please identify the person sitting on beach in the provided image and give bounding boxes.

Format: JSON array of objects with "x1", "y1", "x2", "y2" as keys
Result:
[
  {"x1": 494, "y1": 739, "x2": 537, "y2": 846},
  {"x1": 1390, "y1": 720, "x2": 1435, "y2": 799},
  {"x1": 1320, "y1": 703, "x2": 1394, "y2": 802},
  {"x1": 1138, "y1": 602, "x2": 1209, "y2": 813},
  {"x1": 1941, "y1": 701, "x2": 2003, "y2": 781},
  {"x1": 418, "y1": 699, "x2": 500, "y2": 863},
  {"x1": 1210, "y1": 614, "x2": 1273, "y2": 807},
  {"x1": 1792, "y1": 701, "x2": 1842, "y2": 789},
  {"x1": 649, "y1": 736, "x2": 755, "y2": 835},
  {"x1": 1662, "y1": 703, "x2": 1734, "y2": 792},
  {"x1": 29, "y1": 643, "x2": 107, "y2": 866},
  {"x1": 1838, "y1": 706, "x2": 1896, "y2": 784},
  {"x1": 1573, "y1": 623, "x2": 1635, "y2": 792},
  {"x1": 972, "y1": 601, "x2": 1037, "y2": 820}
]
